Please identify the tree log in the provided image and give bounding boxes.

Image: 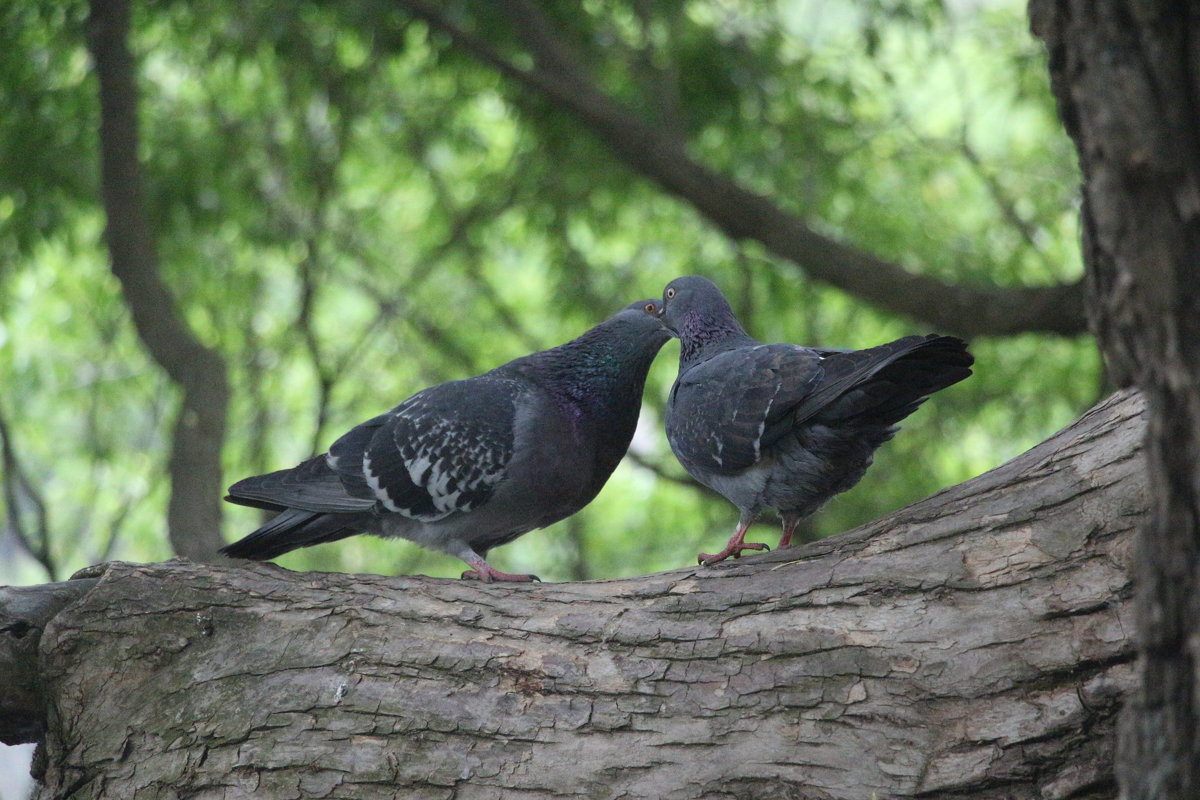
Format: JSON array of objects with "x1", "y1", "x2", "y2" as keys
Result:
[
  {"x1": 0, "y1": 579, "x2": 98, "y2": 746},
  {"x1": 4, "y1": 390, "x2": 1144, "y2": 799}
]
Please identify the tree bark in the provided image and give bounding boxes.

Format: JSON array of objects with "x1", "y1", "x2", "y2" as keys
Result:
[
  {"x1": 0, "y1": 580, "x2": 99, "y2": 746},
  {"x1": 1030, "y1": 3, "x2": 1200, "y2": 796},
  {"x1": 2, "y1": 389, "x2": 1144, "y2": 799},
  {"x1": 85, "y1": 0, "x2": 229, "y2": 561},
  {"x1": 389, "y1": 0, "x2": 1086, "y2": 338}
]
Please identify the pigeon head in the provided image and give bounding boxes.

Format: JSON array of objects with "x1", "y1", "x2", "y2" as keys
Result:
[
  {"x1": 660, "y1": 276, "x2": 756, "y2": 364},
  {"x1": 580, "y1": 298, "x2": 672, "y2": 356},
  {"x1": 619, "y1": 297, "x2": 670, "y2": 331},
  {"x1": 660, "y1": 276, "x2": 740, "y2": 334},
  {"x1": 600, "y1": 297, "x2": 673, "y2": 361},
  {"x1": 527, "y1": 297, "x2": 671, "y2": 402}
]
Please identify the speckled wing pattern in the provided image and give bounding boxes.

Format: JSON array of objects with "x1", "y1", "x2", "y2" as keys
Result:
[
  {"x1": 668, "y1": 343, "x2": 823, "y2": 475},
  {"x1": 327, "y1": 376, "x2": 519, "y2": 523}
]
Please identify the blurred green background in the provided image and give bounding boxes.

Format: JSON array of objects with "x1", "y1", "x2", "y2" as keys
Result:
[{"x1": 0, "y1": 0, "x2": 1095, "y2": 585}]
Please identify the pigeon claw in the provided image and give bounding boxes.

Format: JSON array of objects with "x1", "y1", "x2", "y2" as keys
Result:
[
  {"x1": 697, "y1": 540, "x2": 769, "y2": 567},
  {"x1": 460, "y1": 567, "x2": 541, "y2": 583}
]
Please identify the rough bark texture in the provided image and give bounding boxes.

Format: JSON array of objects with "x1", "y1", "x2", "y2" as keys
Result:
[
  {"x1": 390, "y1": 0, "x2": 1085, "y2": 338},
  {"x1": 85, "y1": 0, "x2": 229, "y2": 561},
  {"x1": 1030, "y1": 2, "x2": 1200, "y2": 796},
  {"x1": 2, "y1": 390, "x2": 1144, "y2": 799},
  {"x1": 0, "y1": 580, "x2": 98, "y2": 746}
]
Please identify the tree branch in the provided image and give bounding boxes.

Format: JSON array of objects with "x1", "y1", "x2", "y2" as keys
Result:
[
  {"x1": 0, "y1": 577, "x2": 98, "y2": 745},
  {"x1": 0, "y1": 405, "x2": 56, "y2": 581},
  {"x1": 394, "y1": 0, "x2": 1086, "y2": 337}
]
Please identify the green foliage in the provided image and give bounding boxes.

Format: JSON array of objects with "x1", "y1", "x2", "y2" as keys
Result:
[
  {"x1": 0, "y1": 1, "x2": 95, "y2": 268},
  {"x1": 0, "y1": 0, "x2": 1094, "y2": 585}
]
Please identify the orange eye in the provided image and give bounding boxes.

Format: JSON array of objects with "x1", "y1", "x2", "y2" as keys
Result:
[
  {"x1": 644, "y1": 302, "x2": 657, "y2": 314},
  {"x1": 665, "y1": 287, "x2": 676, "y2": 299}
]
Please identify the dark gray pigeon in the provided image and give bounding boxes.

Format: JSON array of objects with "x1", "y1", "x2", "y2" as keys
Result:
[
  {"x1": 221, "y1": 299, "x2": 670, "y2": 582},
  {"x1": 659, "y1": 275, "x2": 973, "y2": 566}
]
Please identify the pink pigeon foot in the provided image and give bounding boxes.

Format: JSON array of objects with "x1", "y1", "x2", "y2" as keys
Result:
[
  {"x1": 698, "y1": 521, "x2": 770, "y2": 566},
  {"x1": 461, "y1": 555, "x2": 540, "y2": 583}
]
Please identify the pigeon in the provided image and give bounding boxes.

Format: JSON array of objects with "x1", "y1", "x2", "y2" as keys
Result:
[
  {"x1": 659, "y1": 275, "x2": 973, "y2": 566},
  {"x1": 221, "y1": 299, "x2": 671, "y2": 582}
]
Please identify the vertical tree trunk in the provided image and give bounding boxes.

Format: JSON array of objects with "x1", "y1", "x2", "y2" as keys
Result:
[
  {"x1": 85, "y1": 0, "x2": 229, "y2": 561},
  {"x1": 1030, "y1": 2, "x2": 1200, "y2": 795}
]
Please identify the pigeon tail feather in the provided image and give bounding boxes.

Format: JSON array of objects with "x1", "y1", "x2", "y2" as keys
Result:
[
  {"x1": 815, "y1": 336, "x2": 972, "y2": 429},
  {"x1": 219, "y1": 508, "x2": 369, "y2": 560},
  {"x1": 226, "y1": 455, "x2": 376, "y2": 514}
]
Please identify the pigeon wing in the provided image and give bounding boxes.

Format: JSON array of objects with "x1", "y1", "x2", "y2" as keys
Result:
[
  {"x1": 355, "y1": 377, "x2": 519, "y2": 522},
  {"x1": 226, "y1": 412, "x2": 390, "y2": 513},
  {"x1": 225, "y1": 453, "x2": 378, "y2": 514},
  {"x1": 668, "y1": 344, "x2": 824, "y2": 475}
]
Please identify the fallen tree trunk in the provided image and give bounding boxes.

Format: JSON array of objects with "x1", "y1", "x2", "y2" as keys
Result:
[{"x1": 2, "y1": 390, "x2": 1144, "y2": 799}]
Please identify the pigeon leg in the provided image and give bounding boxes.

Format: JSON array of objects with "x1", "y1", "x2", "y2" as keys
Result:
[
  {"x1": 779, "y1": 514, "x2": 802, "y2": 549},
  {"x1": 698, "y1": 519, "x2": 769, "y2": 567},
  {"x1": 460, "y1": 554, "x2": 541, "y2": 583}
]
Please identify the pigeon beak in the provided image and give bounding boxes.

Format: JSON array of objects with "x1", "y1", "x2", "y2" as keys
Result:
[{"x1": 652, "y1": 297, "x2": 681, "y2": 336}]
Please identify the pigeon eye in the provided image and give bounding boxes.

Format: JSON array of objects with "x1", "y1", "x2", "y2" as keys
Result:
[
  {"x1": 644, "y1": 302, "x2": 657, "y2": 314},
  {"x1": 665, "y1": 287, "x2": 676, "y2": 299}
]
